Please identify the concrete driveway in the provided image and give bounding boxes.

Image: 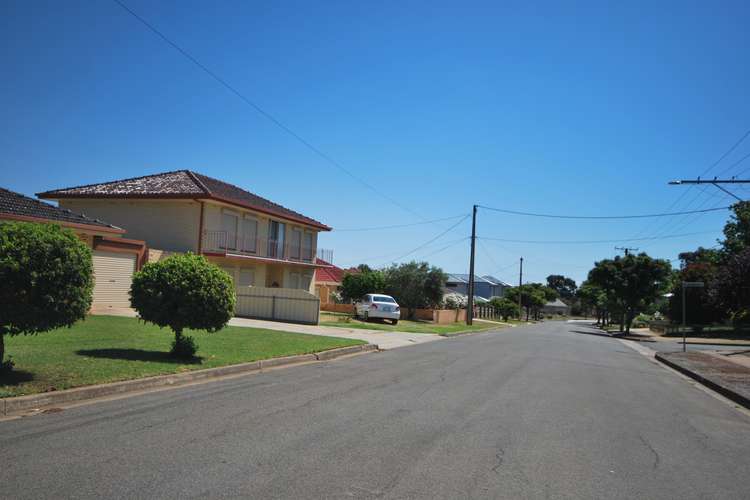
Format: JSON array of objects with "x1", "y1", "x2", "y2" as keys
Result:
[{"x1": 229, "y1": 316, "x2": 443, "y2": 350}]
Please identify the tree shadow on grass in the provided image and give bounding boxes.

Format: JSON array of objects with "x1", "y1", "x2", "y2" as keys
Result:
[
  {"x1": 0, "y1": 369, "x2": 35, "y2": 387},
  {"x1": 75, "y1": 349, "x2": 203, "y2": 365}
]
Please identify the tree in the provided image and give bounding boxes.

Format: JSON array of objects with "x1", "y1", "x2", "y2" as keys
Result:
[
  {"x1": 340, "y1": 268, "x2": 386, "y2": 303},
  {"x1": 709, "y1": 247, "x2": 750, "y2": 328},
  {"x1": 546, "y1": 275, "x2": 577, "y2": 300},
  {"x1": 587, "y1": 253, "x2": 671, "y2": 333},
  {"x1": 720, "y1": 201, "x2": 750, "y2": 257},
  {"x1": 383, "y1": 261, "x2": 446, "y2": 318},
  {"x1": 504, "y1": 283, "x2": 553, "y2": 321},
  {"x1": 0, "y1": 222, "x2": 93, "y2": 371},
  {"x1": 130, "y1": 253, "x2": 235, "y2": 358},
  {"x1": 488, "y1": 296, "x2": 520, "y2": 320},
  {"x1": 577, "y1": 282, "x2": 607, "y2": 323},
  {"x1": 667, "y1": 247, "x2": 723, "y2": 325}
]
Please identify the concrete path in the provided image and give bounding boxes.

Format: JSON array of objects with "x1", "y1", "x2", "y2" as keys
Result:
[
  {"x1": 93, "y1": 309, "x2": 444, "y2": 350},
  {"x1": 2, "y1": 321, "x2": 749, "y2": 499},
  {"x1": 229, "y1": 316, "x2": 443, "y2": 350}
]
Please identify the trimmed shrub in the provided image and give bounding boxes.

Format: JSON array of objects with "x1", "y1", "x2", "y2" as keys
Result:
[
  {"x1": 130, "y1": 253, "x2": 235, "y2": 358},
  {"x1": 0, "y1": 222, "x2": 93, "y2": 371}
]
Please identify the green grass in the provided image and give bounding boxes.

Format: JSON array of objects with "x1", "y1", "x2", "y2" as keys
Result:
[
  {"x1": 0, "y1": 315, "x2": 364, "y2": 398},
  {"x1": 319, "y1": 314, "x2": 500, "y2": 335}
]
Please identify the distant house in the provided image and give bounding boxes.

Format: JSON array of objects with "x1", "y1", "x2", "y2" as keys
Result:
[
  {"x1": 0, "y1": 187, "x2": 147, "y2": 312},
  {"x1": 38, "y1": 170, "x2": 333, "y2": 324},
  {"x1": 445, "y1": 274, "x2": 511, "y2": 299},
  {"x1": 314, "y1": 259, "x2": 357, "y2": 305},
  {"x1": 542, "y1": 298, "x2": 571, "y2": 316}
]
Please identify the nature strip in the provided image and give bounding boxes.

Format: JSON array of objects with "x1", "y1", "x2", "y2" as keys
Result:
[{"x1": 1, "y1": 344, "x2": 377, "y2": 416}]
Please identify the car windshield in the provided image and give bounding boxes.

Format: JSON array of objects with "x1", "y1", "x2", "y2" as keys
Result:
[{"x1": 373, "y1": 296, "x2": 395, "y2": 303}]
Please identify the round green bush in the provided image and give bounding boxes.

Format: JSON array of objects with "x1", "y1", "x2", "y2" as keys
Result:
[
  {"x1": 0, "y1": 222, "x2": 93, "y2": 370},
  {"x1": 130, "y1": 253, "x2": 235, "y2": 357}
]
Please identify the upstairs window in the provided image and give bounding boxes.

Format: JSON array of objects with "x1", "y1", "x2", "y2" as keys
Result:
[{"x1": 221, "y1": 211, "x2": 239, "y2": 250}]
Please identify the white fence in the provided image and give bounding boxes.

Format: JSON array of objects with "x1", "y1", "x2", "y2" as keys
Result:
[{"x1": 235, "y1": 286, "x2": 320, "y2": 325}]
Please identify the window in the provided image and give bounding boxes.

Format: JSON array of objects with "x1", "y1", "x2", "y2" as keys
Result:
[
  {"x1": 221, "y1": 211, "x2": 239, "y2": 250},
  {"x1": 302, "y1": 231, "x2": 313, "y2": 261},
  {"x1": 372, "y1": 295, "x2": 396, "y2": 303},
  {"x1": 242, "y1": 217, "x2": 258, "y2": 253},
  {"x1": 301, "y1": 272, "x2": 312, "y2": 291},
  {"x1": 238, "y1": 268, "x2": 255, "y2": 288},
  {"x1": 268, "y1": 220, "x2": 286, "y2": 258},
  {"x1": 290, "y1": 228, "x2": 302, "y2": 260},
  {"x1": 288, "y1": 271, "x2": 313, "y2": 290}
]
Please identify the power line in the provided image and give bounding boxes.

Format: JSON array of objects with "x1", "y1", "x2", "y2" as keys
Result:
[
  {"x1": 332, "y1": 214, "x2": 468, "y2": 232},
  {"x1": 477, "y1": 204, "x2": 731, "y2": 220},
  {"x1": 337, "y1": 236, "x2": 468, "y2": 268},
  {"x1": 112, "y1": 0, "x2": 429, "y2": 223},
  {"x1": 383, "y1": 215, "x2": 470, "y2": 264},
  {"x1": 477, "y1": 230, "x2": 720, "y2": 245},
  {"x1": 629, "y1": 129, "x2": 750, "y2": 240}
]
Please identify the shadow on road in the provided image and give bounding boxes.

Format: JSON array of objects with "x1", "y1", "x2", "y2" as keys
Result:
[
  {"x1": 76, "y1": 348, "x2": 203, "y2": 364},
  {"x1": 569, "y1": 329, "x2": 619, "y2": 339}
]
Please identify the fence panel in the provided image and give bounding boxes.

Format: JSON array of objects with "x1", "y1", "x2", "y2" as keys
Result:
[{"x1": 235, "y1": 286, "x2": 320, "y2": 325}]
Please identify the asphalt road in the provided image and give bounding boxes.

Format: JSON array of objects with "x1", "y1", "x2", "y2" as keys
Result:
[{"x1": 2, "y1": 322, "x2": 749, "y2": 499}]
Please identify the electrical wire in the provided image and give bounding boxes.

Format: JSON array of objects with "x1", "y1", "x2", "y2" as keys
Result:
[
  {"x1": 477, "y1": 230, "x2": 720, "y2": 245},
  {"x1": 332, "y1": 214, "x2": 469, "y2": 232},
  {"x1": 477, "y1": 205, "x2": 731, "y2": 220},
  {"x1": 382, "y1": 215, "x2": 470, "y2": 264},
  {"x1": 113, "y1": 0, "x2": 431, "y2": 224}
]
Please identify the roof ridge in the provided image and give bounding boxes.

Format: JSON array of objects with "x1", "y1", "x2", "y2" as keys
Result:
[
  {"x1": 185, "y1": 170, "x2": 212, "y2": 196},
  {"x1": 36, "y1": 169, "x2": 192, "y2": 197}
]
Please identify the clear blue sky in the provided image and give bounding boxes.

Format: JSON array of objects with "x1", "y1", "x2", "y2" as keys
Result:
[{"x1": 2, "y1": 0, "x2": 749, "y2": 285}]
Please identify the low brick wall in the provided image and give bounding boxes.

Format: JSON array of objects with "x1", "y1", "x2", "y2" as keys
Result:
[
  {"x1": 321, "y1": 303, "x2": 467, "y2": 324},
  {"x1": 321, "y1": 303, "x2": 356, "y2": 314}
]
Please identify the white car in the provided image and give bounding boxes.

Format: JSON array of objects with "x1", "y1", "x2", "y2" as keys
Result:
[{"x1": 355, "y1": 294, "x2": 401, "y2": 324}]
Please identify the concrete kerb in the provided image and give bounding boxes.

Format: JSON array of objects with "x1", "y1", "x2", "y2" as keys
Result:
[
  {"x1": 655, "y1": 353, "x2": 750, "y2": 410},
  {"x1": 1, "y1": 344, "x2": 379, "y2": 417}
]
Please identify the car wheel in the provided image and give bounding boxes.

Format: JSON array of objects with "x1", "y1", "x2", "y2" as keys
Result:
[
  {"x1": 391, "y1": 319, "x2": 398, "y2": 325},
  {"x1": 364, "y1": 312, "x2": 369, "y2": 322}
]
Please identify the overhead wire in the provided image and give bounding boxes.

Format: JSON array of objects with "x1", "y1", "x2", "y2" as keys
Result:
[{"x1": 112, "y1": 0, "x2": 432, "y2": 224}]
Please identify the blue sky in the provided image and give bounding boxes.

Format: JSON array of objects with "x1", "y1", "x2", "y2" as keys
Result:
[{"x1": 2, "y1": 0, "x2": 749, "y2": 285}]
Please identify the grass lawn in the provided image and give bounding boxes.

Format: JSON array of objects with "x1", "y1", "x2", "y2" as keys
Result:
[
  {"x1": 319, "y1": 314, "x2": 500, "y2": 336},
  {"x1": 0, "y1": 315, "x2": 364, "y2": 398}
]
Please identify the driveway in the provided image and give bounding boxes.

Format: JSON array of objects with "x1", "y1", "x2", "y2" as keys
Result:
[
  {"x1": 2, "y1": 321, "x2": 748, "y2": 499},
  {"x1": 229, "y1": 316, "x2": 443, "y2": 350},
  {"x1": 93, "y1": 309, "x2": 444, "y2": 350}
]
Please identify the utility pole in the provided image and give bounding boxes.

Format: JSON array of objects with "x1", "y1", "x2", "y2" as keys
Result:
[
  {"x1": 518, "y1": 257, "x2": 523, "y2": 320},
  {"x1": 669, "y1": 178, "x2": 749, "y2": 201},
  {"x1": 615, "y1": 246, "x2": 639, "y2": 256},
  {"x1": 466, "y1": 205, "x2": 477, "y2": 325}
]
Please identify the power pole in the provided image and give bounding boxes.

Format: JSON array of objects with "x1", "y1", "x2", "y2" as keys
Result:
[
  {"x1": 518, "y1": 257, "x2": 523, "y2": 320},
  {"x1": 466, "y1": 205, "x2": 478, "y2": 325},
  {"x1": 615, "y1": 246, "x2": 638, "y2": 256},
  {"x1": 669, "y1": 178, "x2": 749, "y2": 201}
]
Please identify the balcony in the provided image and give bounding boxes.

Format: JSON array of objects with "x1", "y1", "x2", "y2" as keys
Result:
[{"x1": 202, "y1": 230, "x2": 333, "y2": 265}]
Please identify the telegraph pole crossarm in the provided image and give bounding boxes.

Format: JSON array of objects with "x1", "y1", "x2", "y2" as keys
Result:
[{"x1": 669, "y1": 178, "x2": 749, "y2": 202}]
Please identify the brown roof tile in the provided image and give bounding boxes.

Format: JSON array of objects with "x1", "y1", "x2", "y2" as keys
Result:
[
  {"x1": 38, "y1": 170, "x2": 330, "y2": 230},
  {"x1": 0, "y1": 187, "x2": 121, "y2": 230}
]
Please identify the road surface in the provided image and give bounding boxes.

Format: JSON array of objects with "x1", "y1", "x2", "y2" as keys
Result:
[{"x1": 1, "y1": 321, "x2": 749, "y2": 499}]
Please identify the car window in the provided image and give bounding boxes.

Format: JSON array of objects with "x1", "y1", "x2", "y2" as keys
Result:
[{"x1": 373, "y1": 296, "x2": 396, "y2": 303}]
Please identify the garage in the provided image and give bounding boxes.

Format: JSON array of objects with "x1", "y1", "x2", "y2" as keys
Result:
[{"x1": 92, "y1": 249, "x2": 137, "y2": 310}]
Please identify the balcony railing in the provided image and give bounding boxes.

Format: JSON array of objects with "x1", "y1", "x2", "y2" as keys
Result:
[{"x1": 202, "y1": 230, "x2": 333, "y2": 264}]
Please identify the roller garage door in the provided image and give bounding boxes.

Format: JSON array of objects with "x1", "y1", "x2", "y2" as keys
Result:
[{"x1": 92, "y1": 250, "x2": 137, "y2": 310}]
